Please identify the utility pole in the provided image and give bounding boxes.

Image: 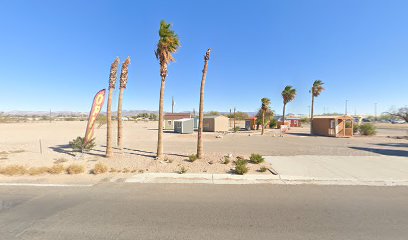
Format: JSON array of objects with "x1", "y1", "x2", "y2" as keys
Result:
[
  {"x1": 374, "y1": 103, "x2": 377, "y2": 122},
  {"x1": 233, "y1": 107, "x2": 236, "y2": 129},
  {"x1": 229, "y1": 109, "x2": 232, "y2": 127},
  {"x1": 345, "y1": 100, "x2": 349, "y2": 116},
  {"x1": 171, "y1": 96, "x2": 175, "y2": 114}
]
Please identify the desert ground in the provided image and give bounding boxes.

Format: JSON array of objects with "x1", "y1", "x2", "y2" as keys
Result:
[{"x1": 0, "y1": 121, "x2": 407, "y2": 181}]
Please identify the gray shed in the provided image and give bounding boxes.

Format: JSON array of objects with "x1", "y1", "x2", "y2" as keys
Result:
[{"x1": 174, "y1": 118, "x2": 194, "y2": 134}]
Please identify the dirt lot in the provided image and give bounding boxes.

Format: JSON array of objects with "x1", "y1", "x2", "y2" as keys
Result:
[{"x1": 0, "y1": 121, "x2": 407, "y2": 178}]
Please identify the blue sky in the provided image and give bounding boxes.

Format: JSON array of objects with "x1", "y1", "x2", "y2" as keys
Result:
[{"x1": 0, "y1": 0, "x2": 407, "y2": 115}]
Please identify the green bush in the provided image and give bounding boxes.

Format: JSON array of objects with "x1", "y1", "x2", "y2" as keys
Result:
[
  {"x1": 259, "y1": 166, "x2": 267, "y2": 172},
  {"x1": 69, "y1": 136, "x2": 96, "y2": 152},
  {"x1": 233, "y1": 126, "x2": 240, "y2": 132},
  {"x1": 353, "y1": 124, "x2": 360, "y2": 134},
  {"x1": 188, "y1": 154, "x2": 198, "y2": 162},
  {"x1": 249, "y1": 153, "x2": 264, "y2": 164},
  {"x1": 269, "y1": 118, "x2": 277, "y2": 129},
  {"x1": 234, "y1": 158, "x2": 248, "y2": 175},
  {"x1": 359, "y1": 123, "x2": 377, "y2": 136},
  {"x1": 222, "y1": 156, "x2": 230, "y2": 164}
]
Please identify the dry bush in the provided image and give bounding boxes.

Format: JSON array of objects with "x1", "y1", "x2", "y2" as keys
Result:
[
  {"x1": 66, "y1": 164, "x2": 85, "y2": 174},
  {"x1": 92, "y1": 162, "x2": 108, "y2": 174},
  {"x1": 109, "y1": 168, "x2": 117, "y2": 173},
  {"x1": 48, "y1": 164, "x2": 65, "y2": 174},
  {"x1": 28, "y1": 167, "x2": 49, "y2": 176},
  {"x1": 122, "y1": 168, "x2": 130, "y2": 173},
  {"x1": 0, "y1": 165, "x2": 28, "y2": 176},
  {"x1": 54, "y1": 158, "x2": 68, "y2": 164}
]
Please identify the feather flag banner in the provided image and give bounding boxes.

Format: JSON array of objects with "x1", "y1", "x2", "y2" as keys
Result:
[{"x1": 84, "y1": 89, "x2": 106, "y2": 144}]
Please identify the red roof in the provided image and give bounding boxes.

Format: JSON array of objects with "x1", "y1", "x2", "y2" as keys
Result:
[{"x1": 164, "y1": 113, "x2": 191, "y2": 120}]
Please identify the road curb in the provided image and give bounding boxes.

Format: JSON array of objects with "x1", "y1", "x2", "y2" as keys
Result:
[{"x1": 124, "y1": 173, "x2": 408, "y2": 186}]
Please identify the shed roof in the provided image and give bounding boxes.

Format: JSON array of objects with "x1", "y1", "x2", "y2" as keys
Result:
[
  {"x1": 313, "y1": 115, "x2": 353, "y2": 119},
  {"x1": 203, "y1": 115, "x2": 228, "y2": 119},
  {"x1": 164, "y1": 113, "x2": 191, "y2": 120},
  {"x1": 174, "y1": 118, "x2": 194, "y2": 122}
]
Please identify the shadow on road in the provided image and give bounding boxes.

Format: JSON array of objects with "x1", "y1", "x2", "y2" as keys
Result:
[{"x1": 349, "y1": 146, "x2": 408, "y2": 157}]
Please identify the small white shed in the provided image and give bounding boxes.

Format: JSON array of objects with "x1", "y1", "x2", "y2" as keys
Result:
[{"x1": 174, "y1": 118, "x2": 194, "y2": 134}]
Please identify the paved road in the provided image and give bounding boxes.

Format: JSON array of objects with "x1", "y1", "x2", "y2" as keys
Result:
[{"x1": 1, "y1": 184, "x2": 407, "y2": 240}]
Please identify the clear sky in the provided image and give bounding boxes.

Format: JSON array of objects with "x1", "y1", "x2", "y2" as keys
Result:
[{"x1": 1, "y1": 0, "x2": 407, "y2": 115}]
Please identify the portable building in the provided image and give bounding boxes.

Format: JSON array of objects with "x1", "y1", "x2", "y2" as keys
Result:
[
  {"x1": 163, "y1": 113, "x2": 192, "y2": 130},
  {"x1": 203, "y1": 115, "x2": 229, "y2": 132},
  {"x1": 311, "y1": 116, "x2": 353, "y2": 137},
  {"x1": 245, "y1": 117, "x2": 257, "y2": 130},
  {"x1": 174, "y1": 118, "x2": 194, "y2": 134}
]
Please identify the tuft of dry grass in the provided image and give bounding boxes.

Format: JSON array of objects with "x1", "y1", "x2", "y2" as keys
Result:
[
  {"x1": 122, "y1": 168, "x2": 130, "y2": 173},
  {"x1": 54, "y1": 158, "x2": 68, "y2": 164},
  {"x1": 0, "y1": 165, "x2": 28, "y2": 175},
  {"x1": 92, "y1": 162, "x2": 108, "y2": 175},
  {"x1": 109, "y1": 167, "x2": 117, "y2": 173},
  {"x1": 9, "y1": 149, "x2": 25, "y2": 154},
  {"x1": 48, "y1": 164, "x2": 65, "y2": 174},
  {"x1": 66, "y1": 164, "x2": 85, "y2": 174},
  {"x1": 28, "y1": 167, "x2": 49, "y2": 176}
]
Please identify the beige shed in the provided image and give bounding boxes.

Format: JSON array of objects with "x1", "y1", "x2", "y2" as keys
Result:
[
  {"x1": 311, "y1": 116, "x2": 353, "y2": 137},
  {"x1": 202, "y1": 115, "x2": 230, "y2": 132}
]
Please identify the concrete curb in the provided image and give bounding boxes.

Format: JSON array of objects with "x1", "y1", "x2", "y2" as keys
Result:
[
  {"x1": 124, "y1": 173, "x2": 408, "y2": 186},
  {"x1": 0, "y1": 183, "x2": 93, "y2": 187}
]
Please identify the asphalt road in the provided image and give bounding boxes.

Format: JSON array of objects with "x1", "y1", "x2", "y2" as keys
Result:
[{"x1": 1, "y1": 183, "x2": 407, "y2": 240}]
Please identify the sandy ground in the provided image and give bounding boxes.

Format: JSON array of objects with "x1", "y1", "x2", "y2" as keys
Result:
[{"x1": 0, "y1": 121, "x2": 407, "y2": 181}]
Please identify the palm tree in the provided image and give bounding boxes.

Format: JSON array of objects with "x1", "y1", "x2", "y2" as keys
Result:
[
  {"x1": 106, "y1": 57, "x2": 120, "y2": 158},
  {"x1": 261, "y1": 98, "x2": 271, "y2": 135},
  {"x1": 117, "y1": 56, "x2": 131, "y2": 150},
  {"x1": 310, "y1": 80, "x2": 325, "y2": 120},
  {"x1": 197, "y1": 49, "x2": 211, "y2": 159},
  {"x1": 281, "y1": 86, "x2": 296, "y2": 123},
  {"x1": 155, "y1": 20, "x2": 180, "y2": 159}
]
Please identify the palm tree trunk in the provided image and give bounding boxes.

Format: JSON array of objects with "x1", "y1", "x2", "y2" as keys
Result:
[
  {"x1": 156, "y1": 76, "x2": 166, "y2": 159},
  {"x1": 261, "y1": 110, "x2": 265, "y2": 135},
  {"x1": 106, "y1": 87, "x2": 114, "y2": 158},
  {"x1": 282, "y1": 103, "x2": 286, "y2": 123},
  {"x1": 311, "y1": 93, "x2": 315, "y2": 134},
  {"x1": 117, "y1": 87, "x2": 124, "y2": 149},
  {"x1": 197, "y1": 49, "x2": 211, "y2": 159}
]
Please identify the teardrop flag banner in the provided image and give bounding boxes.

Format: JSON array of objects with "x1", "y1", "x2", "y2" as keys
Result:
[{"x1": 84, "y1": 89, "x2": 106, "y2": 144}]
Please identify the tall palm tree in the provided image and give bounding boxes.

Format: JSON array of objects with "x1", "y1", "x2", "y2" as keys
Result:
[
  {"x1": 117, "y1": 57, "x2": 131, "y2": 150},
  {"x1": 155, "y1": 20, "x2": 180, "y2": 159},
  {"x1": 261, "y1": 98, "x2": 271, "y2": 135},
  {"x1": 106, "y1": 57, "x2": 120, "y2": 158},
  {"x1": 281, "y1": 86, "x2": 296, "y2": 123},
  {"x1": 310, "y1": 80, "x2": 325, "y2": 120},
  {"x1": 197, "y1": 49, "x2": 211, "y2": 159}
]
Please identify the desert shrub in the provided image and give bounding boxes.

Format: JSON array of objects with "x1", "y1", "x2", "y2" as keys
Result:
[
  {"x1": 234, "y1": 159, "x2": 248, "y2": 175},
  {"x1": 269, "y1": 118, "x2": 277, "y2": 129},
  {"x1": 66, "y1": 164, "x2": 85, "y2": 174},
  {"x1": 0, "y1": 165, "x2": 27, "y2": 175},
  {"x1": 359, "y1": 123, "x2": 377, "y2": 136},
  {"x1": 122, "y1": 168, "x2": 130, "y2": 173},
  {"x1": 222, "y1": 156, "x2": 231, "y2": 164},
  {"x1": 233, "y1": 126, "x2": 240, "y2": 132},
  {"x1": 54, "y1": 158, "x2": 68, "y2": 164},
  {"x1": 249, "y1": 153, "x2": 264, "y2": 164},
  {"x1": 353, "y1": 124, "x2": 360, "y2": 134},
  {"x1": 96, "y1": 115, "x2": 107, "y2": 128},
  {"x1": 28, "y1": 167, "x2": 49, "y2": 175},
  {"x1": 92, "y1": 162, "x2": 108, "y2": 174},
  {"x1": 69, "y1": 136, "x2": 96, "y2": 152},
  {"x1": 259, "y1": 166, "x2": 268, "y2": 172},
  {"x1": 48, "y1": 164, "x2": 65, "y2": 174},
  {"x1": 300, "y1": 117, "x2": 310, "y2": 124},
  {"x1": 179, "y1": 166, "x2": 187, "y2": 174},
  {"x1": 188, "y1": 154, "x2": 198, "y2": 162}
]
